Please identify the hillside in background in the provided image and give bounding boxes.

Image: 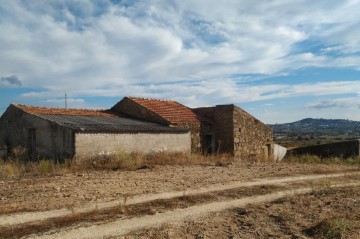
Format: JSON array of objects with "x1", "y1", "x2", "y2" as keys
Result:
[{"x1": 269, "y1": 118, "x2": 360, "y2": 148}]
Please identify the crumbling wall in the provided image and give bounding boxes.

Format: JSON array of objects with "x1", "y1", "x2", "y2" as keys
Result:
[
  {"x1": 195, "y1": 104, "x2": 273, "y2": 159},
  {"x1": 290, "y1": 140, "x2": 360, "y2": 158},
  {"x1": 232, "y1": 106, "x2": 273, "y2": 160}
]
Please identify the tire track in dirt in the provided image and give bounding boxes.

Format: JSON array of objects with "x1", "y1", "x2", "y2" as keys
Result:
[
  {"x1": 31, "y1": 182, "x2": 360, "y2": 239},
  {"x1": 1, "y1": 171, "x2": 359, "y2": 227}
]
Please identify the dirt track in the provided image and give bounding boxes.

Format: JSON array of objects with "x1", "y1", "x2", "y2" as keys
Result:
[
  {"x1": 1, "y1": 162, "x2": 359, "y2": 238},
  {"x1": 1, "y1": 162, "x2": 357, "y2": 214},
  {"x1": 1, "y1": 171, "x2": 359, "y2": 227},
  {"x1": 27, "y1": 182, "x2": 360, "y2": 239}
]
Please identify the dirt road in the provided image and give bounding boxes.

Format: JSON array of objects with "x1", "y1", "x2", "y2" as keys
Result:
[
  {"x1": 1, "y1": 171, "x2": 359, "y2": 227},
  {"x1": 1, "y1": 162, "x2": 359, "y2": 238},
  {"x1": 1, "y1": 162, "x2": 357, "y2": 214},
  {"x1": 28, "y1": 182, "x2": 360, "y2": 239}
]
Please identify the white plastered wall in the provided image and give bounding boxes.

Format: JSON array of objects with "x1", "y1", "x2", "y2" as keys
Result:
[{"x1": 75, "y1": 132, "x2": 191, "y2": 156}]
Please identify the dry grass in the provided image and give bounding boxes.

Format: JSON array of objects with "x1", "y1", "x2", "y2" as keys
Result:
[
  {"x1": 0, "y1": 151, "x2": 234, "y2": 179},
  {"x1": 72, "y1": 151, "x2": 233, "y2": 171},
  {"x1": 0, "y1": 184, "x2": 282, "y2": 239},
  {"x1": 306, "y1": 217, "x2": 350, "y2": 239}
]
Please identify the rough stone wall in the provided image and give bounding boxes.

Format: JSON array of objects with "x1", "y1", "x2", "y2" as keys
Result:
[
  {"x1": 74, "y1": 132, "x2": 191, "y2": 156},
  {"x1": 176, "y1": 122, "x2": 202, "y2": 153},
  {"x1": 232, "y1": 106, "x2": 273, "y2": 160},
  {"x1": 192, "y1": 107, "x2": 215, "y2": 120},
  {"x1": 214, "y1": 105, "x2": 235, "y2": 154},
  {"x1": 111, "y1": 98, "x2": 168, "y2": 125},
  {"x1": 289, "y1": 140, "x2": 360, "y2": 158},
  {"x1": 0, "y1": 105, "x2": 74, "y2": 160}
]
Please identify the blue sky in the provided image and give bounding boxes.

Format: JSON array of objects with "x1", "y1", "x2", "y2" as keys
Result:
[{"x1": 1, "y1": 0, "x2": 360, "y2": 123}]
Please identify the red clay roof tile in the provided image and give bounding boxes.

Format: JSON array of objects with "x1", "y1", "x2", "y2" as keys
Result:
[{"x1": 128, "y1": 97, "x2": 211, "y2": 124}]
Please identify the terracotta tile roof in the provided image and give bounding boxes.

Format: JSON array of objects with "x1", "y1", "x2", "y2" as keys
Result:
[
  {"x1": 14, "y1": 104, "x2": 116, "y2": 117},
  {"x1": 127, "y1": 97, "x2": 211, "y2": 124},
  {"x1": 11, "y1": 104, "x2": 188, "y2": 133}
]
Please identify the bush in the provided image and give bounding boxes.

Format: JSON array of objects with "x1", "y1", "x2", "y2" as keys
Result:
[
  {"x1": 38, "y1": 159, "x2": 55, "y2": 175},
  {"x1": 306, "y1": 217, "x2": 349, "y2": 239},
  {"x1": 0, "y1": 159, "x2": 22, "y2": 178}
]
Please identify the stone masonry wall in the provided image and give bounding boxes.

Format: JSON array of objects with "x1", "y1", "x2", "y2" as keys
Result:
[
  {"x1": 214, "y1": 105, "x2": 234, "y2": 154},
  {"x1": 177, "y1": 122, "x2": 202, "y2": 153},
  {"x1": 232, "y1": 106, "x2": 273, "y2": 160}
]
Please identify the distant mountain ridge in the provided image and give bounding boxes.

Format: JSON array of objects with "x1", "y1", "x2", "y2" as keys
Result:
[{"x1": 270, "y1": 118, "x2": 360, "y2": 137}]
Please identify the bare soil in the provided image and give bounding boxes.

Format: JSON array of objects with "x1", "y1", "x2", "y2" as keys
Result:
[
  {"x1": 126, "y1": 185, "x2": 360, "y2": 239},
  {"x1": 0, "y1": 162, "x2": 358, "y2": 214},
  {"x1": 0, "y1": 162, "x2": 359, "y2": 238}
]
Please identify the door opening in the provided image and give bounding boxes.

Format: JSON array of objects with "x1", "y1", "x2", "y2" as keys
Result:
[{"x1": 204, "y1": 134, "x2": 215, "y2": 154}]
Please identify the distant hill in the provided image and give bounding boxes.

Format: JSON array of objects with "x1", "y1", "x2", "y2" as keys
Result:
[{"x1": 270, "y1": 118, "x2": 360, "y2": 138}]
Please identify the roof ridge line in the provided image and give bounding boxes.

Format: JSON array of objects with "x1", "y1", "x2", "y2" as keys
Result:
[
  {"x1": 127, "y1": 96, "x2": 176, "y2": 102},
  {"x1": 14, "y1": 104, "x2": 106, "y2": 112}
]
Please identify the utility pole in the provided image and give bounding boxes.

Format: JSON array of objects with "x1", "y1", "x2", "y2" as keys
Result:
[{"x1": 65, "y1": 92, "x2": 67, "y2": 109}]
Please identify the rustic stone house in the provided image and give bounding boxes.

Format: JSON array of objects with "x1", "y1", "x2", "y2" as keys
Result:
[
  {"x1": 0, "y1": 104, "x2": 190, "y2": 160},
  {"x1": 112, "y1": 97, "x2": 274, "y2": 159},
  {"x1": 0, "y1": 96, "x2": 274, "y2": 160}
]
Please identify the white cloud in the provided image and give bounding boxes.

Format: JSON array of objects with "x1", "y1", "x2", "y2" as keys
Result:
[{"x1": 1, "y1": 0, "x2": 360, "y2": 107}]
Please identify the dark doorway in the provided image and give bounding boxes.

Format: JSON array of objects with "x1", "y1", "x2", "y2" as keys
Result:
[
  {"x1": 27, "y1": 128, "x2": 36, "y2": 159},
  {"x1": 204, "y1": 134, "x2": 214, "y2": 154}
]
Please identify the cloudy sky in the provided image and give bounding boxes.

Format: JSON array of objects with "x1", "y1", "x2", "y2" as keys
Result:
[{"x1": 1, "y1": 0, "x2": 360, "y2": 123}]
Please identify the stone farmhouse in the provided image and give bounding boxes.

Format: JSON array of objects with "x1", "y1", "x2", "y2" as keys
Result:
[{"x1": 0, "y1": 96, "x2": 274, "y2": 160}]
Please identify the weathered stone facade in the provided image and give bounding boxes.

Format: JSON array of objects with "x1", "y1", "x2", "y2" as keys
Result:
[
  {"x1": 0, "y1": 105, "x2": 74, "y2": 160},
  {"x1": 194, "y1": 104, "x2": 273, "y2": 160},
  {"x1": 232, "y1": 106, "x2": 273, "y2": 160}
]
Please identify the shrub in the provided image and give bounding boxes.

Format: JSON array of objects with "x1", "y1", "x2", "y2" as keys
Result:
[
  {"x1": 0, "y1": 160, "x2": 22, "y2": 178},
  {"x1": 306, "y1": 217, "x2": 349, "y2": 239},
  {"x1": 38, "y1": 159, "x2": 54, "y2": 175}
]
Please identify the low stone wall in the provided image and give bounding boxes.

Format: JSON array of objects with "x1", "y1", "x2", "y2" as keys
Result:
[
  {"x1": 290, "y1": 140, "x2": 360, "y2": 158},
  {"x1": 75, "y1": 132, "x2": 191, "y2": 156}
]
